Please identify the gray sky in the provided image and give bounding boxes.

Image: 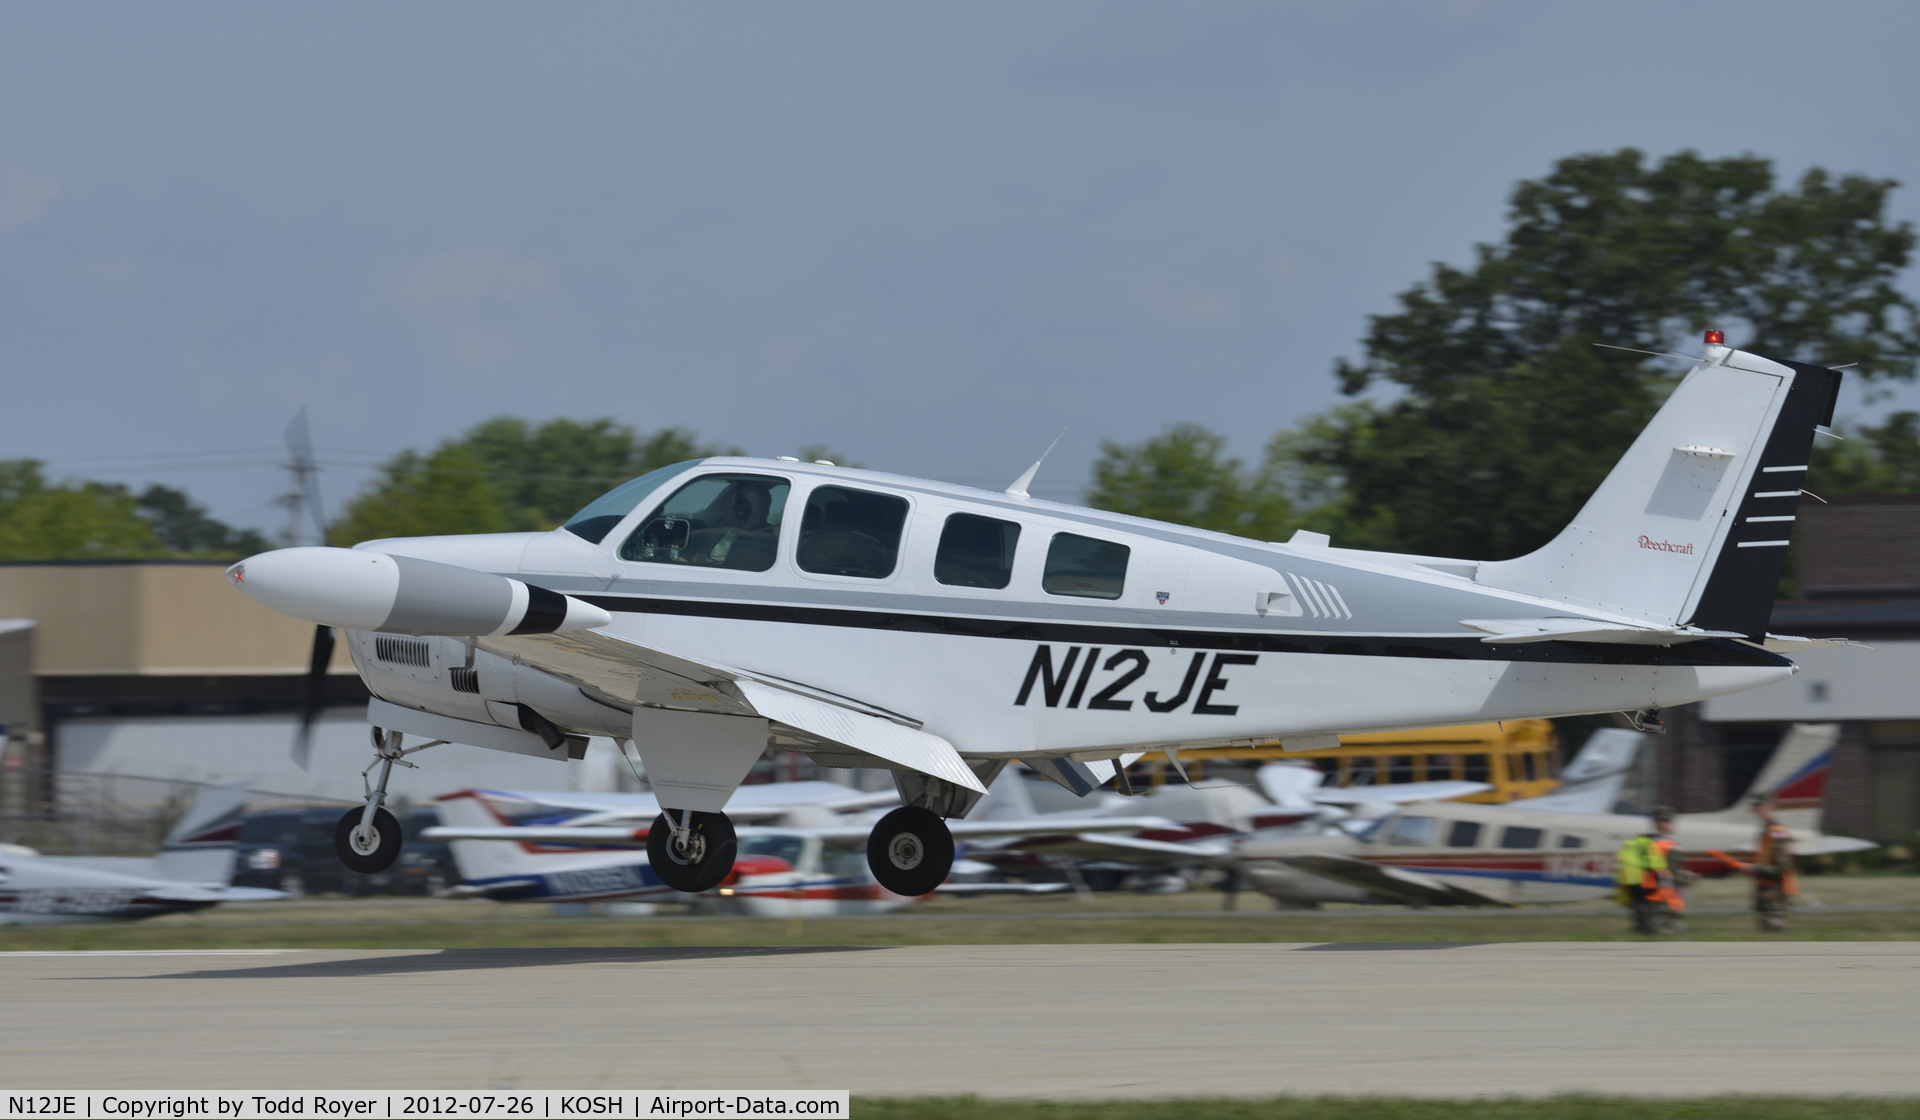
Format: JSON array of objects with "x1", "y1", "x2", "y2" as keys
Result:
[{"x1": 5, "y1": 1, "x2": 1920, "y2": 534}]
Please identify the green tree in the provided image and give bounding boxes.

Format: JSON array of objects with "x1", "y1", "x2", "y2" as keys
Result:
[
  {"x1": 136, "y1": 484, "x2": 272, "y2": 556},
  {"x1": 334, "y1": 418, "x2": 735, "y2": 544},
  {"x1": 1282, "y1": 149, "x2": 1920, "y2": 560},
  {"x1": 1811, "y1": 412, "x2": 1920, "y2": 494},
  {"x1": 0, "y1": 460, "x2": 168, "y2": 560},
  {"x1": 1087, "y1": 423, "x2": 1293, "y2": 540}
]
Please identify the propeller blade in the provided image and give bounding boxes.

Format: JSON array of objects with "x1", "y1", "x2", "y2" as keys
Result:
[
  {"x1": 294, "y1": 624, "x2": 336, "y2": 770},
  {"x1": 284, "y1": 407, "x2": 331, "y2": 547}
]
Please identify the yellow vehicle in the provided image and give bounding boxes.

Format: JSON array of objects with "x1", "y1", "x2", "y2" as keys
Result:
[{"x1": 1158, "y1": 720, "x2": 1561, "y2": 803}]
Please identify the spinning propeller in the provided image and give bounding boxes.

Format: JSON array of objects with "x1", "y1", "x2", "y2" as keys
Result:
[{"x1": 284, "y1": 409, "x2": 333, "y2": 770}]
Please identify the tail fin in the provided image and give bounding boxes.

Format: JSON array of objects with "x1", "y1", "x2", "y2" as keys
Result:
[
  {"x1": 1687, "y1": 722, "x2": 1838, "y2": 831},
  {"x1": 152, "y1": 782, "x2": 250, "y2": 884},
  {"x1": 434, "y1": 790, "x2": 562, "y2": 884},
  {"x1": 1507, "y1": 728, "x2": 1647, "y2": 814},
  {"x1": 1478, "y1": 343, "x2": 1843, "y2": 638}
]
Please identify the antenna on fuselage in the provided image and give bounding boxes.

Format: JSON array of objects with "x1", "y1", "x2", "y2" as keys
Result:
[{"x1": 1004, "y1": 431, "x2": 1064, "y2": 499}]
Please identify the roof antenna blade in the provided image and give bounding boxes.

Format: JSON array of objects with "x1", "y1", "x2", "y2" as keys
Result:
[{"x1": 1005, "y1": 431, "x2": 1064, "y2": 499}]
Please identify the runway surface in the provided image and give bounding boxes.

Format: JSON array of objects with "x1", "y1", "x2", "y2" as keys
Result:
[{"x1": 6, "y1": 942, "x2": 1917, "y2": 1097}]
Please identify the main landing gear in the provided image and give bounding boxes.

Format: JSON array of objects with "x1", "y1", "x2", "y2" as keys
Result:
[
  {"x1": 866, "y1": 806, "x2": 955, "y2": 897},
  {"x1": 334, "y1": 727, "x2": 443, "y2": 874},
  {"x1": 647, "y1": 810, "x2": 739, "y2": 892}
]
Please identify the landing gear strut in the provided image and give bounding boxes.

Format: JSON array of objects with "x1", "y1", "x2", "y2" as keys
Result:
[
  {"x1": 866, "y1": 805, "x2": 955, "y2": 897},
  {"x1": 334, "y1": 727, "x2": 442, "y2": 874},
  {"x1": 647, "y1": 809, "x2": 738, "y2": 893}
]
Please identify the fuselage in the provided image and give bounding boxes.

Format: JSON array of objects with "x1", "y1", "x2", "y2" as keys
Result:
[{"x1": 348, "y1": 457, "x2": 1797, "y2": 767}]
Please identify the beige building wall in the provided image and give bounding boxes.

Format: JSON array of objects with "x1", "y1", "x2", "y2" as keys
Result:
[{"x1": 0, "y1": 563, "x2": 356, "y2": 676}]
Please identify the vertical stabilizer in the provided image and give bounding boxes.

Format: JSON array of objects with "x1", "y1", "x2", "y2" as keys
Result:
[
  {"x1": 1478, "y1": 344, "x2": 1842, "y2": 638},
  {"x1": 153, "y1": 782, "x2": 250, "y2": 884},
  {"x1": 1686, "y1": 722, "x2": 1838, "y2": 832}
]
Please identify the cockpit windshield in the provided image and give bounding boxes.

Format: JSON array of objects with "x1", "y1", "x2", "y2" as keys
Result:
[{"x1": 562, "y1": 461, "x2": 699, "y2": 544}]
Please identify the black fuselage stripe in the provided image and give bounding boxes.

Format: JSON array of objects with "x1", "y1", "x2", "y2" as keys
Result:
[{"x1": 577, "y1": 594, "x2": 1789, "y2": 669}]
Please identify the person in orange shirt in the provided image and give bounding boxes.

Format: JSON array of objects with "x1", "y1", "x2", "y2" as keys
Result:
[{"x1": 1751, "y1": 793, "x2": 1798, "y2": 932}]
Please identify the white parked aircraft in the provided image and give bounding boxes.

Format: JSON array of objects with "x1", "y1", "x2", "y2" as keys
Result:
[
  {"x1": 1235, "y1": 723, "x2": 1873, "y2": 908},
  {"x1": 227, "y1": 335, "x2": 1842, "y2": 897},
  {"x1": 426, "y1": 781, "x2": 1169, "y2": 912},
  {"x1": 0, "y1": 784, "x2": 286, "y2": 923}
]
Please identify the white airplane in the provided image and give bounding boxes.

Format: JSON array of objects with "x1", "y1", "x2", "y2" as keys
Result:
[
  {"x1": 225, "y1": 333, "x2": 1842, "y2": 897},
  {"x1": 425, "y1": 781, "x2": 1169, "y2": 913},
  {"x1": 1235, "y1": 723, "x2": 1874, "y2": 908},
  {"x1": 0, "y1": 784, "x2": 286, "y2": 923}
]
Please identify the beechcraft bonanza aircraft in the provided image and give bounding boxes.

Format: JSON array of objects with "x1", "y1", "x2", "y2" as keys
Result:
[{"x1": 229, "y1": 334, "x2": 1844, "y2": 897}]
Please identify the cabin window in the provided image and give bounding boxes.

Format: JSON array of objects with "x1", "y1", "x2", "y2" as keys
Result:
[
  {"x1": 934, "y1": 513, "x2": 1021, "y2": 589},
  {"x1": 1445, "y1": 820, "x2": 1481, "y2": 848},
  {"x1": 619, "y1": 473, "x2": 790, "y2": 571},
  {"x1": 1043, "y1": 533, "x2": 1130, "y2": 600},
  {"x1": 1557, "y1": 834, "x2": 1585, "y2": 849},
  {"x1": 1499, "y1": 826, "x2": 1543, "y2": 849},
  {"x1": 1463, "y1": 753, "x2": 1490, "y2": 783},
  {"x1": 797, "y1": 486, "x2": 910, "y2": 579},
  {"x1": 564, "y1": 461, "x2": 699, "y2": 543},
  {"x1": 1388, "y1": 755, "x2": 1416, "y2": 784},
  {"x1": 1386, "y1": 815, "x2": 1437, "y2": 846}
]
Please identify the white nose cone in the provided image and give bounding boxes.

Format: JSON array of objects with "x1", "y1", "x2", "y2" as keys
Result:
[{"x1": 226, "y1": 547, "x2": 399, "y2": 629}]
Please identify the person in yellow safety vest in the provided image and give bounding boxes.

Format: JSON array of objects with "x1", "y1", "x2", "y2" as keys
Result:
[
  {"x1": 1750, "y1": 793, "x2": 1798, "y2": 932},
  {"x1": 1616, "y1": 806, "x2": 1685, "y2": 934}
]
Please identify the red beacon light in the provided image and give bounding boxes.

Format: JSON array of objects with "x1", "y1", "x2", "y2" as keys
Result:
[{"x1": 1704, "y1": 329, "x2": 1725, "y2": 345}]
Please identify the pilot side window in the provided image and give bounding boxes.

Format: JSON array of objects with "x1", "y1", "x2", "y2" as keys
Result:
[
  {"x1": 619, "y1": 473, "x2": 790, "y2": 572},
  {"x1": 934, "y1": 513, "x2": 1022, "y2": 589},
  {"x1": 1043, "y1": 533, "x2": 1130, "y2": 600},
  {"x1": 797, "y1": 486, "x2": 910, "y2": 579},
  {"x1": 1499, "y1": 826, "x2": 1544, "y2": 850},
  {"x1": 1446, "y1": 820, "x2": 1481, "y2": 848},
  {"x1": 1386, "y1": 815, "x2": 1438, "y2": 846}
]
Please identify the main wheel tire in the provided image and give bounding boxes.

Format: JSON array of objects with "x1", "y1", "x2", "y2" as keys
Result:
[
  {"x1": 866, "y1": 806, "x2": 955, "y2": 897},
  {"x1": 334, "y1": 807, "x2": 402, "y2": 874},
  {"x1": 646, "y1": 810, "x2": 738, "y2": 893}
]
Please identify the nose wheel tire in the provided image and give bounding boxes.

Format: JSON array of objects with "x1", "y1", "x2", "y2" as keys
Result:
[
  {"x1": 646, "y1": 811, "x2": 738, "y2": 893},
  {"x1": 866, "y1": 806, "x2": 954, "y2": 896},
  {"x1": 334, "y1": 807, "x2": 402, "y2": 874}
]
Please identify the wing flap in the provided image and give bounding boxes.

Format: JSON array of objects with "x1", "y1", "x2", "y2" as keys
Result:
[{"x1": 732, "y1": 679, "x2": 985, "y2": 793}]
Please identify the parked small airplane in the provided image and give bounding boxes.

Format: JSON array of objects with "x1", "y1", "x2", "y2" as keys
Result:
[
  {"x1": 0, "y1": 784, "x2": 286, "y2": 923},
  {"x1": 426, "y1": 780, "x2": 1170, "y2": 912},
  {"x1": 1234, "y1": 723, "x2": 1873, "y2": 908},
  {"x1": 227, "y1": 334, "x2": 1842, "y2": 897}
]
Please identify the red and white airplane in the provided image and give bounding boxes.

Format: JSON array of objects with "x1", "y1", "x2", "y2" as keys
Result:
[{"x1": 226, "y1": 333, "x2": 1843, "y2": 897}]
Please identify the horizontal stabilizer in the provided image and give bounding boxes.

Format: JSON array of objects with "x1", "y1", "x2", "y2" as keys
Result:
[{"x1": 1459, "y1": 618, "x2": 1741, "y2": 645}]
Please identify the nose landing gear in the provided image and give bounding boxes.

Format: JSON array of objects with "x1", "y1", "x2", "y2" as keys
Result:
[
  {"x1": 333, "y1": 727, "x2": 444, "y2": 874},
  {"x1": 866, "y1": 805, "x2": 955, "y2": 897},
  {"x1": 646, "y1": 809, "x2": 739, "y2": 893}
]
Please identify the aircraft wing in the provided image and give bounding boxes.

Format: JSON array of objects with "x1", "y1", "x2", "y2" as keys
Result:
[
  {"x1": 1313, "y1": 780, "x2": 1492, "y2": 806},
  {"x1": 1279, "y1": 854, "x2": 1509, "y2": 907},
  {"x1": 495, "y1": 628, "x2": 984, "y2": 792},
  {"x1": 1796, "y1": 835, "x2": 1878, "y2": 856}
]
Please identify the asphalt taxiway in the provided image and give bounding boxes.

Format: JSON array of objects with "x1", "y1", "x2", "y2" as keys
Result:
[{"x1": 6, "y1": 942, "x2": 1915, "y2": 1097}]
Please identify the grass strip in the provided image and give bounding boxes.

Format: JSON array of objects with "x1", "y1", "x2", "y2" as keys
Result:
[
  {"x1": 854, "y1": 1095, "x2": 1920, "y2": 1120},
  {"x1": 3, "y1": 909, "x2": 1919, "y2": 951}
]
